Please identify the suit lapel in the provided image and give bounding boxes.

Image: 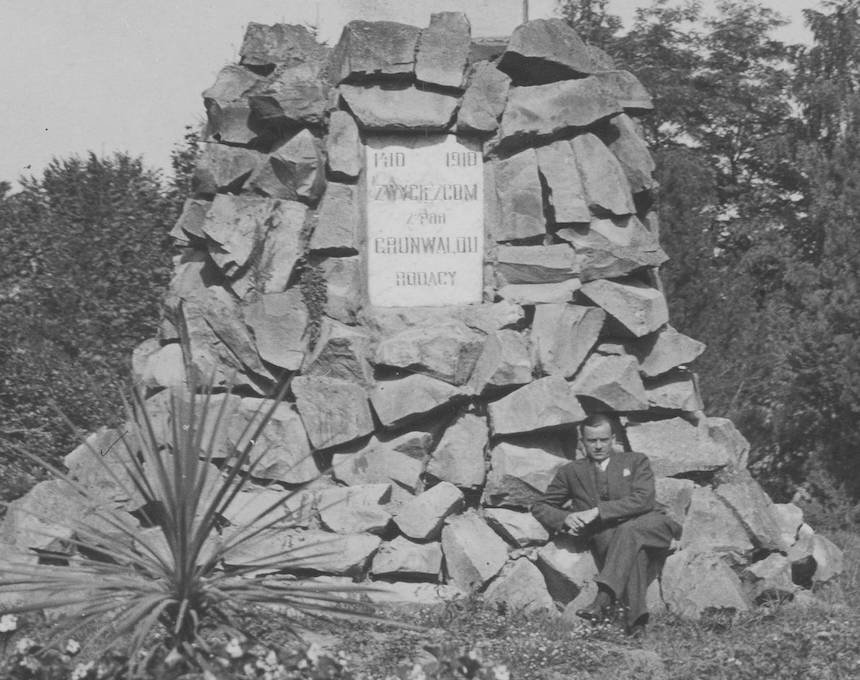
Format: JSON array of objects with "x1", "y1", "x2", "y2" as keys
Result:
[{"x1": 574, "y1": 459, "x2": 599, "y2": 506}]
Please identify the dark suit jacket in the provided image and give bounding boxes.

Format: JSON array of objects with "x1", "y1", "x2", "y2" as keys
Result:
[{"x1": 531, "y1": 450, "x2": 658, "y2": 534}]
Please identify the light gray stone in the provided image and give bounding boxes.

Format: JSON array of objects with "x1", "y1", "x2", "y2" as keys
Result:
[
  {"x1": 571, "y1": 353, "x2": 649, "y2": 411},
  {"x1": 441, "y1": 512, "x2": 509, "y2": 591},
  {"x1": 373, "y1": 321, "x2": 484, "y2": 386},
  {"x1": 192, "y1": 143, "x2": 262, "y2": 195},
  {"x1": 645, "y1": 370, "x2": 704, "y2": 413},
  {"x1": 309, "y1": 182, "x2": 360, "y2": 253},
  {"x1": 579, "y1": 278, "x2": 669, "y2": 338},
  {"x1": 772, "y1": 503, "x2": 804, "y2": 548},
  {"x1": 0, "y1": 480, "x2": 86, "y2": 550},
  {"x1": 498, "y1": 280, "x2": 582, "y2": 305},
  {"x1": 371, "y1": 373, "x2": 468, "y2": 429},
  {"x1": 371, "y1": 536, "x2": 443, "y2": 579},
  {"x1": 536, "y1": 535, "x2": 598, "y2": 605},
  {"x1": 292, "y1": 376, "x2": 374, "y2": 450},
  {"x1": 488, "y1": 375, "x2": 587, "y2": 437},
  {"x1": 746, "y1": 554, "x2": 794, "y2": 601},
  {"x1": 706, "y1": 418, "x2": 751, "y2": 471},
  {"x1": 247, "y1": 129, "x2": 326, "y2": 203},
  {"x1": 330, "y1": 20, "x2": 420, "y2": 83},
  {"x1": 662, "y1": 550, "x2": 750, "y2": 618},
  {"x1": 361, "y1": 581, "x2": 465, "y2": 604},
  {"x1": 170, "y1": 198, "x2": 212, "y2": 241},
  {"x1": 228, "y1": 398, "x2": 319, "y2": 484},
  {"x1": 220, "y1": 484, "x2": 317, "y2": 530},
  {"x1": 468, "y1": 330, "x2": 532, "y2": 394},
  {"x1": 715, "y1": 474, "x2": 788, "y2": 552},
  {"x1": 224, "y1": 528, "x2": 381, "y2": 576},
  {"x1": 627, "y1": 325, "x2": 706, "y2": 378},
  {"x1": 571, "y1": 133, "x2": 636, "y2": 217},
  {"x1": 531, "y1": 304, "x2": 605, "y2": 379},
  {"x1": 339, "y1": 84, "x2": 459, "y2": 132},
  {"x1": 315, "y1": 256, "x2": 361, "y2": 325},
  {"x1": 245, "y1": 291, "x2": 309, "y2": 371},
  {"x1": 811, "y1": 534, "x2": 845, "y2": 583},
  {"x1": 302, "y1": 319, "x2": 374, "y2": 387},
  {"x1": 63, "y1": 427, "x2": 144, "y2": 509},
  {"x1": 499, "y1": 80, "x2": 622, "y2": 146},
  {"x1": 536, "y1": 139, "x2": 590, "y2": 224},
  {"x1": 247, "y1": 60, "x2": 330, "y2": 129},
  {"x1": 655, "y1": 477, "x2": 695, "y2": 527},
  {"x1": 134, "y1": 342, "x2": 186, "y2": 390},
  {"x1": 626, "y1": 418, "x2": 731, "y2": 478},
  {"x1": 484, "y1": 558, "x2": 556, "y2": 614},
  {"x1": 360, "y1": 302, "x2": 525, "y2": 338},
  {"x1": 491, "y1": 149, "x2": 546, "y2": 242},
  {"x1": 592, "y1": 70, "x2": 653, "y2": 111},
  {"x1": 239, "y1": 22, "x2": 324, "y2": 68},
  {"x1": 599, "y1": 113, "x2": 658, "y2": 194},
  {"x1": 680, "y1": 487, "x2": 754, "y2": 555},
  {"x1": 498, "y1": 19, "x2": 596, "y2": 84},
  {"x1": 457, "y1": 62, "x2": 511, "y2": 133},
  {"x1": 484, "y1": 508, "x2": 550, "y2": 547},
  {"x1": 426, "y1": 412, "x2": 489, "y2": 489},
  {"x1": 202, "y1": 65, "x2": 265, "y2": 145},
  {"x1": 496, "y1": 244, "x2": 578, "y2": 286},
  {"x1": 326, "y1": 111, "x2": 362, "y2": 179},
  {"x1": 481, "y1": 437, "x2": 569, "y2": 508},
  {"x1": 252, "y1": 202, "x2": 306, "y2": 295},
  {"x1": 394, "y1": 482, "x2": 465, "y2": 541},
  {"x1": 318, "y1": 484, "x2": 393, "y2": 534},
  {"x1": 331, "y1": 431, "x2": 433, "y2": 505},
  {"x1": 416, "y1": 12, "x2": 471, "y2": 89}
]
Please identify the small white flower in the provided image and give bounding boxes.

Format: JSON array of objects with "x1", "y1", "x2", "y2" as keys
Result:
[
  {"x1": 225, "y1": 637, "x2": 243, "y2": 659},
  {"x1": 306, "y1": 642, "x2": 323, "y2": 665},
  {"x1": 71, "y1": 661, "x2": 94, "y2": 680},
  {"x1": 407, "y1": 663, "x2": 427, "y2": 680},
  {"x1": 492, "y1": 664, "x2": 511, "y2": 680},
  {"x1": 65, "y1": 638, "x2": 81, "y2": 655},
  {"x1": 0, "y1": 614, "x2": 18, "y2": 632},
  {"x1": 15, "y1": 637, "x2": 35, "y2": 654},
  {"x1": 265, "y1": 650, "x2": 278, "y2": 668}
]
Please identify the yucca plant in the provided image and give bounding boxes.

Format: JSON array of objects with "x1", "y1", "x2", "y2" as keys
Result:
[{"x1": 0, "y1": 368, "x2": 384, "y2": 676}]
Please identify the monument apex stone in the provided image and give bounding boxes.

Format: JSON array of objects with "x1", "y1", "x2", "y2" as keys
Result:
[
  {"x1": 415, "y1": 13, "x2": 471, "y2": 90},
  {"x1": 330, "y1": 20, "x2": 420, "y2": 83},
  {"x1": 498, "y1": 19, "x2": 597, "y2": 85}
]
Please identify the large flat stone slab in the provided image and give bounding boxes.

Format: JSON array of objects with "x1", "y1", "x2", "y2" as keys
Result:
[
  {"x1": 645, "y1": 370, "x2": 705, "y2": 413},
  {"x1": 487, "y1": 375, "x2": 587, "y2": 436},
  {"x1": 245, "y1": 291, "x2": 309, "y2": 371},
  {"x1": 394, "y1": 482, "x2": 465, "y2": 541},
  {"x1": 498, "y1": 19, "x2": 597, "y2": 84},
  {"x1": 426, "y1": 412, "x2": 489, "y2": 489},
  {"x1": 536, "y1": 535, "x2": 598, "y2": 605},
  {"x1": 498, "y1": 280, "x2": 582, "y2": 305},
  {"x1": 531, "y1": 304, "x2": 605, "y2": 379},
  {"x1": 301, "y1": 319, "x2": 374, "y2": 387},
  {"x1": 627, "y1": 325, "x2": 706, "y2": 378},
  {"x1": 571, "y1": 133, "x2": 636, "y2": 217},
  {"x1": 247, "y1": 60, "x2": 330, "y2": 129},
  {"x1": 680, "y1": 487, "x2": 754, "y2": 555},
  {"x1": 371, "y1": 536, "x2": 443, "y2": 579},
  {"x1": 292, "y1": 376, "x2": 374, "y2": 450},
  {"x1": 599, "y1": 113, "x2": 658, "y2": 194},
  {"x1": 496, "y1": 245, "x2": 578, "y2": 285},
  {"x1": 192, "y1": 144, "x2": 262, "y2": 195},
  {"x1": 441, "y1": 512, "x2": 509, "y2": 591},
  {"x1": 309, "y1": 182, "x2": 361, "y2": 253},
  {"x1": 484, "y1": 508, "x2": 550, "y2": 547},
  {"x1": 579, "y1": 278, "x2": 668, "y2": 338},
  {"x1": 490, "y1": 149, "x2": 545, "y2": 241},
  {"x1": 715, "y1": 475, "x2": 789, "y2": 552},
  {"x1": 318, "y1": 484, "x2": 393, "y2": 535},
  {"x1": 662, "y1": 550, "x2": 750, "y2": 619},
  {"x1": 325, "y1": 111, "x2": 362, "y2": 180},
  {"x1": 239, "y1": 22, "x2": 325, "y2": 68},
  {"x1": 415, "y1": 12, "x2": 471, "y2": 89},
  {"x1": 330, "y1": 20, "x2": 420, "y2": 83},
  {"x1": 340, "y1": 84, "x2": 459, "y2": 131},
  {"x1": 468, "y1": 329, "x2": 533, "y2": 394},
  {"x1": 315, "y1": 256, "x2": 361, "y2": 325},
  {"x1": 482, "y1": 438, "x2": 569, "y2": 508},
  {"x1": 625, "y1": 418, "x2": 731, "y2": 477},
  {"x1": 571, "y1": 353, "x2": 649, "y2": 411},
  {"x1": 457, "y1": 62, "x2": 511, "y2": 133},
  {"x1": 371, "y1": 373, "x2": 468, "y2": 428},
  {"x1": 536, "y1": 139, "x2": 590, "y2": 224},
  {"x1": 484, "y1": 558, "x2": 556, "y2": 614}
]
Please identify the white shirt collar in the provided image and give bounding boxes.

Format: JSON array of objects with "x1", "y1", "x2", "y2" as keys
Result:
[{"x1": 594, "y1": 458, "x2": 610, "y2": 472}]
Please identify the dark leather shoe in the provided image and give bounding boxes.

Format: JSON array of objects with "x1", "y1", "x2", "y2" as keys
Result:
[
  {"x1": 626, "y1": 623, "x2": 647, "y2": 639},
  {"x1": 575, "y1": 591, "x2": 612, "y2": 622}
]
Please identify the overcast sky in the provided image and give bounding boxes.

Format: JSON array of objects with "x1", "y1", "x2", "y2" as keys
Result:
[{"x1": 0, "y1": 0, "x2": 817, "y2": 188}]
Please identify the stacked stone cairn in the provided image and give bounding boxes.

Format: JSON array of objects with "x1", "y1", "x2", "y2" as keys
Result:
[{"x1": 0, "y1": 16, "x2": 844, "y2": 620}]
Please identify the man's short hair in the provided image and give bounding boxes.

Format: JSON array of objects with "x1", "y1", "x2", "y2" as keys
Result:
[{"x1": 580, "y1": 413, "x2": 616, "y2": 432}]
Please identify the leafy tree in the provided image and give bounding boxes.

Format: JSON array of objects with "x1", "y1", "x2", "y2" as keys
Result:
[{"x1": 557, "y1": 0, "x2": 623, "y2": 48}]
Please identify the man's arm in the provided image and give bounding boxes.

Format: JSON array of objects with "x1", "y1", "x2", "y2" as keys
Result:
[
  {"x1": 596, "y1": 452, "x2": 656, "y2": 522},
  {"x1": 531, "y1": 465, "x2": 577, "y2": 533}
]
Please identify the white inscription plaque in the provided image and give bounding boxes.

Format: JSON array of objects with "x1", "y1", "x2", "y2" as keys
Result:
[{"x1": 366, "y1": 135, "x2": 484, "y2": 307}]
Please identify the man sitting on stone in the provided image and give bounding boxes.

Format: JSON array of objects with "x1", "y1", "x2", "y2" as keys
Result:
[{"x1": 532, "y1": 413, "x2": 680, "y2": 636}]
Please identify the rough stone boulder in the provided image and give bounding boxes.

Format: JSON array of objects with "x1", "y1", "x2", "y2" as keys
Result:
[
  {"x1": 536, "y1": 139, "x2": 589, "y2": 224},
  {"x1": 373, "y1": 321, "x2": 484, "y2": 386},
  {"x1": 202, "y1": 65, "x2": 264, "y2": 145},
  {"x1": 625, "y1": 418, "x2": 731, "y2": 477},
  {"x1": 499, "y1": 79, "x2": 622, "y2": 146},
  {"x1": 484, "y1": 558, "x2": 556, "y2": 614},
  {"x1": 371, "y1": 536, "x2": 443, "y2": 579},
  {"x1": 457, "y1": 62, "x2": 511, "y2": 133},
  {"x1": 772, "y1": 503, "x2": 804, "y2": 548},
  {"x1": 415, "y1": 12, "x2": 471, "y2": 89},
  {"x1": 536, "y1": 535, "x2": 598, "y2": 605},
  {"x1": 330, "y1": 20, "x2": 420, "y2": 83},
  {"x1": 292, "y1": 375, "x2": 375, "y2": 450},
  {"x1": 714, "y1": 473, "x2": 788, "y2": 552},
  {"x1": 498, "y1": 279, "x2": 583, "y2": 306},
  {"x1": 318, "y1": 484, "x2": 393, "y2": 535},
  {"x1": 441, "y1": 512, "x2": 509, "y2": 591},
  {"x1": 170, "y1": 198, "x2": 211, "y2": 242},
  {"x1": 1, "y1": 480, "x2": 88, "y2": 550},
  {"x1": 339, "y1": 84, "x2": 460, "y2": 132},
  {"x1": 228, "y1": 398, "x2": 319, "y2": 484},
  {"x1": 662, "y1": 550, "x2": 750, "y2": 618},
  {"x1": 531, "y1": 304, "x2": 605, "y2": 378},
  {"x1": 706, "y1": 418, "x2": 751, "y2": 472},
  {"x1": 680, "y1": 487, "x2": 754, "y2": 555},
  {"x1": 370, "y1": 373, "x2": 468, "y2": 429},
  {"x1": 580, "y1": 278, "x2": 668, "y2": 338},
  {"x1": 239, "y1": 22, "x2": 324, "y2": 68},
  {"x1": 309, "y1": 182, "x2": 361, "y2": 253},
  {"x1": 133, "y1": 341, "x2": 186, "y2": 390},
  {"x1": 571, "y1": 133, "x2": 636, "y2": 217},
  {"x1": 481, "y1": 438, "x2": 569, "y2": 508},
  {"x1": 220, "y1": 484, "x2": 317, "y2": 530},
  {"x1": 468, "y1": 329, "x2": 532, "y2": 394},
  {"x1": 592, "y1": 70, "x2": 653, "y2": 111},
  {"x1": 244, "y1": 291, "x2": 309, "y2": 371},
  {"x1": 315, "y1": 256, "x2": 361, "y2": 325},
  {"x1": 790, "y1": 533, "x2": 846, "y2": 584},
  {"x1": 192, "y1": 144, "x2": 261, "y2": 195},
  {"x1": 426, "y1": 412, "x2": 489, "y2": 489},
  {"x1": 247, "y1": 60, "x2": 330, "y2": 129},
  {"x1": 496, "y1": 244, "x2": 578, "y2": 285},
  {"x1": 325, "y1": 111, "x2": 362, "y2": 180},
  {"x1": 599, "y1": 113, "x2": 658, "y2": 194},
  {"x1": 247, "y1": 129, "x2": 326, "y2": 203},
  {"x1": 63, "y1": 427, "x2": 144, "y2": 509},
  {"x1": 571, "y1": 353, "x2": 649, "y2": 412},
  {"x1": 645, "y1": 370, "x2": 704, "y2": 413},
  {"x1": 626, "y1": 325, "x2": 706, "y2": 378},
  {"x1": 487, "y1": 375, "x2": 587, "y2": 436},
  {"x1": 491, "y1": 149, "x2": 545, "y2": 242},
  {"x1": 224, "y1": 528, "x2": 381, "y2": 576},
  {"x1": 745, "y1": 553, "x2": 795, "y2": 602},
  {"x1": 484, "y1": 508, "x2": 550, "y2": 547},
  {"x1": 498, "y1": 19, "x2": 596, "y2": 84},
  {"x1": 302, "y1": 319, "x2": 374, "y2": 387},
  {"x1": 394, "y1": 482, "x2": 465, "y2": 542},
  {"x1": 655, "y1": 477, "x2": 695, "y2": 526},
  {"x1": 331, "y1": 432, "x2": 432, "y2": 505}
]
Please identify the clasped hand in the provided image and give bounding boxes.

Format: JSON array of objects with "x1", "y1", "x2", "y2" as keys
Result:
[{"x1": 563, "y1": 508, "x2": 599, "y2": 535}]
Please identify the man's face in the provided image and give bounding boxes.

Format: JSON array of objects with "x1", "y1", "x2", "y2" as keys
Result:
[{"x1": 582, "y1": 422, "x2": 615, "y2": 463}]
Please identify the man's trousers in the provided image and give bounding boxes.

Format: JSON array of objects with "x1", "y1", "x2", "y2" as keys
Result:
[{"x1": 590, "y1": 511, "x2": 681, "y2": 626}]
